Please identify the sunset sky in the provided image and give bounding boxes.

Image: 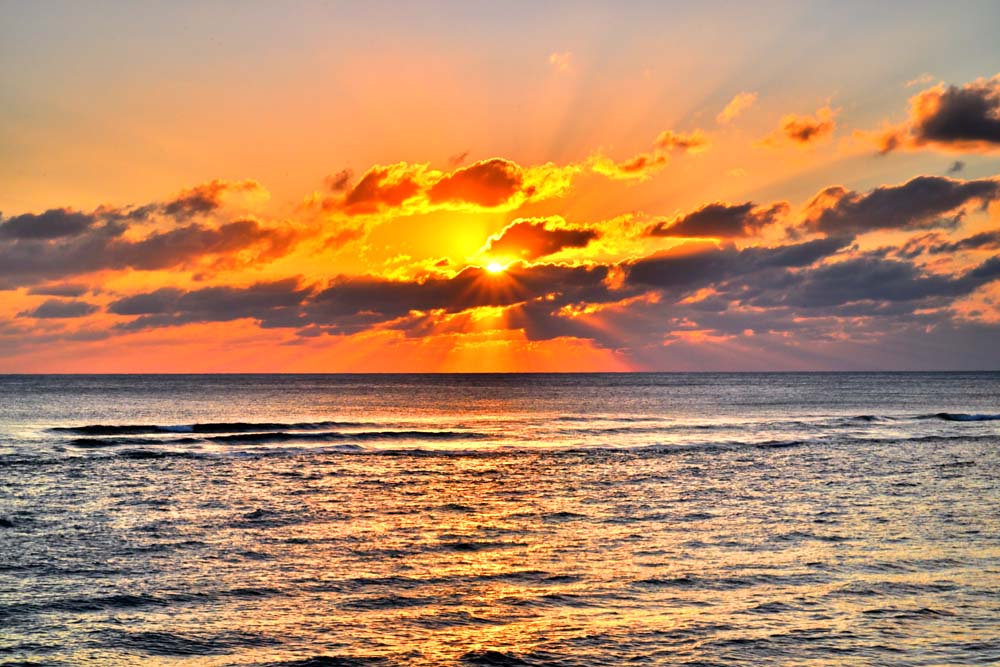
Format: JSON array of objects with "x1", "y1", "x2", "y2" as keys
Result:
[{"x1": 2, "y1": 1, "x2": 1000, "y2": 371}]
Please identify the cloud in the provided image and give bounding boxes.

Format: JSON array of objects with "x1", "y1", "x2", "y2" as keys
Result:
[
  {"x1": 762, "y1": 106, "x2": 838, "y2": 146},
  {"x1": 26, "y1": 283, "x2": 91, "y2": 297},
  {"x1": 323, "y1": 225, "x2": 366, "y2": 250},
  {"x1": 108, "y1": 288, "x2": 184, "y2": 315},
  {"x1": 0, "y1": 213, "x2": 301, "y2": 288},
  {"x1": 448, "y1": 151, "x2": 470, "y2": 166},
  {"x1": 590, "y1": 152, "x2": 668, "y2": 181},
  {"x1": 341, "y1": 163, "x2": 423, "y2": 215},
  {"x1": 899, "y1": 230, "x2": 1000, "y2": 257},
  {"x1": 869, "y1": 74, "x2": 1000, "y2": 153},
  {"x1": 589, "y1": 129, "x2": 710, "y2": 181},
  {"x1": 908, "y1": 75, "x2": 1000, "y2": 148},
  {"x1": 305, "y1": 263, "x2": 615, "y2": 327},
  {"x1": 717, "y1": 92, "x2": 758, "y2": 124},
  {"x1": 483, "y1": 218, "x2": 600, "y2": 260},
  {"x1": 318, "y1": 159, "x2": 577, "y2": 215},
  {"x1": 428, "y1": 158, "x2": 524, "y2": 207},
  {"x1": 18, "y1": 299, "x2": 99, "y2": 319},
  {"x1": 654, "y1": 130, "x2": 711, "y2": 154},
  {"x1": 626, "y1": 237, "x2": 849, "y2": 292},
  {"x1": 751, "y1": 255, "x2": 993, "y2": 309},
  {"x1": 906, "y1": 73, "x2": 935, "y2": 88},
  {"x1": 0, "y1": 209, "x2": 96, "y2": 240},
  {"x1": 948, "y1": 160, "x2": 965, "y2": 174},
  {"x1": 324, "y1": 169, "x2": 353, "y2": 192},
  {"x1": 802, "y1": 175, "x2": 999, "y2": 236},
  {"x1": 161, "y1": 179, "x2": 265, "y2": 219},
  {"x1": 109, "y1": 278, "x2": 312, "y2": 330},
  {"x1": 648, "y1": 201, "x2": 789, "y2": 238}
]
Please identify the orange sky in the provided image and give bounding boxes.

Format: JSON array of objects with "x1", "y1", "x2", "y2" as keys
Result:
[{"x1": 2, "y1": 3, "x2": 1000, "y2": 371}]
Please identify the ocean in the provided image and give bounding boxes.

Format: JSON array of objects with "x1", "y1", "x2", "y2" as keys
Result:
[{"x1": 1, "y1": 373, "x2": 998, "y2": 666}]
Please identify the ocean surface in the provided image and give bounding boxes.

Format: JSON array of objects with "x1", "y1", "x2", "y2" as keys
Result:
[{"x1": 1, "y1": 373, "x2": 999, "y2": 666}]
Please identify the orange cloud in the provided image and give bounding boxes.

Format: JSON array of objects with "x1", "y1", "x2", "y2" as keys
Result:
[
  {"x1": 760, "y1": 106, "x2": 838, "y2": 147},
  {"x1": 717, "y1": 92, "x2": 757, "y2": 124},
  {"x1": 428, "y1": 158, "x2": 524, "y2": 207},
  {"x1": 482, "y1": 218, "x2": 600, "y2": 260},
  {"x1": 590, "y1": 129, "x2": 710, "y2": 181},
  {"x1": 590, "y1": 152, "x2": 668, "y2": 181},
  {"x1": 654, "y1": 129, "x2": 711, "y2": 154},
  {"x1": 341, "y1": 163, "x2": 423, "y2": 215},
  {"x1": 312, "y1": 159, "x2": 577, "y2": 216}
]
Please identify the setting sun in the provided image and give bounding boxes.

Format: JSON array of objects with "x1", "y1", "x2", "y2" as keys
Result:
[{"x1": 485, "y1": 262, "x2": 506, "y2": 274}]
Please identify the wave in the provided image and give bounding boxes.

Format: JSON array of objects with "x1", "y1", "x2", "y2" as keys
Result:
[
  {"x1": 24, "y1": 425, "x2": 1000, "y2": 463},
  {"x1": 460, "y1": 650, "x2": 533, "y2": 666},
  {"x1": 68, "y1": 436, "x2": 202, "y2": 448},
  {"x1": 65, "y1": 429, "x2": 489, "y2": 449},
  {"x1": 552, "y1": 415, "x2": 673, "y2": 423},
  {"x1": 262, "y1": 658, "x2": 389, "y2": 667},
  {"x1": 207, "y1": 429, "x2": 487, "y2": 445},
  {"x1": 50, "y1": 420, "x2": 371, "y2": 436},
  {"x1": 921, "y1": 412, "x2": 1000, "y2": 422},
  {"x1": 98, "y1": 628, "x2": 279, "y2": 657}
]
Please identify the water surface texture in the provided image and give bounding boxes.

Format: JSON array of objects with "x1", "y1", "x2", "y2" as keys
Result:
[{"x1": 1, "y1": 373, "x2": 999, "y2": 666}]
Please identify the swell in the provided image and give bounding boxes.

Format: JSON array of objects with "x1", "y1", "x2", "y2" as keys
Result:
[
  {"x1": 66, "y1": 429, "x2": 490, "y2": 449},
  {"x1": 30, "y1": 431, "x2": 992, "y2": 465},
  {"x1": 50, "y1": 420, "x2": 371, "y2": 436},
  {"x1": 2, "y1": 586, "x2": 285, "y2": 618},
  {"x1": 920, "y1": 412, "x2": 1000, "y2": 422}
]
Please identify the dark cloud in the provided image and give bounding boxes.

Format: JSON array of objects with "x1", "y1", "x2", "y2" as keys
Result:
[
  {"x1": 324, "y1": 169, "x2": 353, "y2": 192},
  {"x1": 109, "y1": 279, "x2": 312, "y2": 330},
  {"x1": 802, "y1": 176, "x2": 999, "y2": 235},
  {"x1": 648, "y1": 201, "x2": 788, "y2": 238},
  {"x1": 948, "y1": 160, "x2": 966, "y2": 174},
  {"x1": 874, "y1": 75, "x2": 1000, "y2": 154},
  {"x1": 929, "y1": 229, "x2": 1000, "y2": 254},
  {"x1": 306, "y1": 264, "x2": 614, "y2": 329},
  {"x1": 485, "y1": 219, "x2": 599, "y2": 259},
  {"x1": 897, "y1": 230, "x2": 1000, "y2": 258},
  {"x1": 18, "y1": 299, "x2": 99, "y2": 319},
  {"x1": 106, "y1": 264, "x2": 616, "y2": 335},
  {"x1": 626, "y1": 237, "x2": 850, "y2": 293},
  {"x1": 0, "y1": 209, "x2": 96, "y2": 240},
  {"x1": 745, "y1": 255, "x2": 993, "y2": 309},
  {"x1": 161, "y1": 180, "x2": 262, "y2": 220},
  {"x1": 427, "y1": 159, "x2": 524, "y2": 207},
  {"x1": 108, "y1": 288, "x2": 185, "y2": 316},
  {"x1": 27, "y1": 283, "x2": 90, "y2": 297},
  {"x1": 0, "y1": 219, "x2": 299, "y2": 288},
  {"x1": 910, "y1": 75, "x2": 1000, "y2": 147}
]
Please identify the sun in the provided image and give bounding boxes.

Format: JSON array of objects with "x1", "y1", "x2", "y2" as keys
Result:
[{"x1": 485, "y1": 262, "x2": 506, "y2": 274}]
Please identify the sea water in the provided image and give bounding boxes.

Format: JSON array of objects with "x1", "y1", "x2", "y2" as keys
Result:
[{"x1": 1, "y1": 373, "x2": 998, "y2": 665}]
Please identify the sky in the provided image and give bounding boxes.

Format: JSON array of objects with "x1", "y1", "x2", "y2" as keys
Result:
[{"x1": 2, "y1": 0, "x2": 1000, "y2": 372}]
